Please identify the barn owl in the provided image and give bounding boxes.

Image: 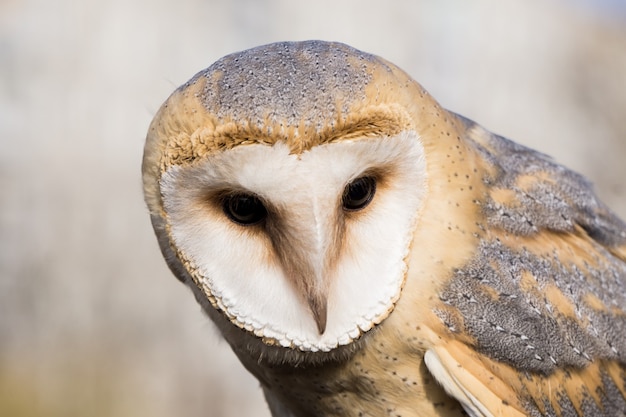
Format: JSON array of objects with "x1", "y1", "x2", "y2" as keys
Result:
[{"x1": 142, "y1": 41, "x2": 626, "y2": 416}]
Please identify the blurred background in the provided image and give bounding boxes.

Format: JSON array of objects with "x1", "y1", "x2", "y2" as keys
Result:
[{"x1": 1, "y1": 0, "x2": 625, "y2": 416}]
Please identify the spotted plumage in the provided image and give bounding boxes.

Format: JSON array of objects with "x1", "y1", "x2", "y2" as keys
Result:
[{"x1": 143, "y1": 40, "x2": 626, "y2": 416}]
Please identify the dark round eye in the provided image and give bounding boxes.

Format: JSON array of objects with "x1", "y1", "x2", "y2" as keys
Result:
[
  {"x1": 342, "y1": 176, "x2": 376, "y2": 211},
  {"x1": 222, "y1": 194, "x2": 267, "y2": 225}
]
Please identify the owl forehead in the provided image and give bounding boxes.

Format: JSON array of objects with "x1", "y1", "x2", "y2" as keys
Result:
[
  {"x1": 149, "y1": 42, "x2": 433, "y2": 172},
  {"x1": 196, "y1": 40, "x2": 382, "y2": 128}
]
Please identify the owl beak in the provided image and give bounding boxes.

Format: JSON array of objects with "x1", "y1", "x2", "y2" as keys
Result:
[
  {"x1": 307, "y1": 292, "x2": 328, "y2": 334},
  {"x1": 266, "y1": 203, "x2": 336, "y2": 336}
]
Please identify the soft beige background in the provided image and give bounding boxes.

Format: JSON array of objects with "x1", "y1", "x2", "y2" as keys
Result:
[{"x1": 1, "y1": 0, "x2": 625, "y2": 416}]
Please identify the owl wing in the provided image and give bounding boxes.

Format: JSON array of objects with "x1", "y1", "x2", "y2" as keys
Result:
[
  {"x1": 424, "y1": 342, "x2": 527, "y2": 417},
  {"x1": 425, "y1": 116, "x2": 626, "y2": 416}
]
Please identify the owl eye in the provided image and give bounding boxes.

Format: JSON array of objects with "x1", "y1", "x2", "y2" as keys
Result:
[
  {"x1": 222, "y1": 193, "x2": 267, "y2": 225},
  {"x1": 342, "y1": 176, "x2": 376, "y2": 211}
]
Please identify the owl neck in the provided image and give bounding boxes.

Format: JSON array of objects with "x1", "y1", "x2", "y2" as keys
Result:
[{"x1": 226, "y1": 322, "x2": 465, "y2": 417}]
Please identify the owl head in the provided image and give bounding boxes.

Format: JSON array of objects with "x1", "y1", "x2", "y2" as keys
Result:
[{"x1": 143, "y1": 41, "x2": 452, "y2": 359}]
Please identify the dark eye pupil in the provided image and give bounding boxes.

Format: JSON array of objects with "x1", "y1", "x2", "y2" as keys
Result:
[
  {"x1": 342, "y1": 176, "x2": 376, "y2": 211},
  {"x1": 223, "y1": 194, "x2": 267, "y2": 225}
]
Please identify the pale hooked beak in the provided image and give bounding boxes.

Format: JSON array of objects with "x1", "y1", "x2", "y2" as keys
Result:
[
  {"x1": 307, "y1": 291, "x2": 328, "y2": 334},
  {"x1": 266, "y1": 196, "x2": 340, "y2": 337}
]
